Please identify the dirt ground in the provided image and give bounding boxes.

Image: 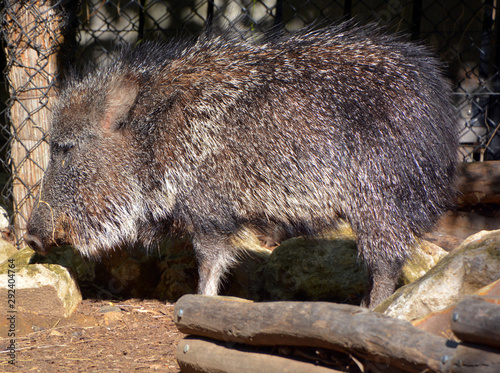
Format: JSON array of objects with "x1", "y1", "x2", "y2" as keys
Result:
[{"x1": 1, "y1": 298, "x2": 183, "y2": 372}]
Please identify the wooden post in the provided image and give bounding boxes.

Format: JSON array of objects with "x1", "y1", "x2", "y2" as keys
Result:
[{"x1": 3, "y1": 1, "x2": 63, "y2": 244}]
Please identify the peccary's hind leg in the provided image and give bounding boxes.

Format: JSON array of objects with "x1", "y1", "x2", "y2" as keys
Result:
[
  {"x1": 362, "y1": 255, "x2": 405, "y2": 309},
  {"x1": 192, "y1": 234, "x2": 239, "y2": 296},
  {"x1": 355, "y1": 228, "x2": 409, "y2": 309}
]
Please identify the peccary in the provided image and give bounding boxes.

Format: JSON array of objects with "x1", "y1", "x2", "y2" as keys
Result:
[{"x1": 25, "y1": 23, "x2": 457, "y2": 308}]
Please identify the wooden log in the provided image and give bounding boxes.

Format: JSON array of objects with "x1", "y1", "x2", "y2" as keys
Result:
[
  {"x1": 457, "y1": 161, "x2": 500, "y2": 205},
  {"x1": 451, "y1": 296, "x2": 500, "y2": 349},
  {"x1": 450, "y1": 344, "x2": 500, "y2": 373},
  {"x1": 174, "y1": 295, "x2": 457, "y2": 373},
  {"x1": 177, "y1": 336, "x2": 343, "y2": 373}
]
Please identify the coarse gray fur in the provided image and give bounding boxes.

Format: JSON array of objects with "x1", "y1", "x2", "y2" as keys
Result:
[{"x1": 25, "y1": 23, "x2": 458, "y2": 308}]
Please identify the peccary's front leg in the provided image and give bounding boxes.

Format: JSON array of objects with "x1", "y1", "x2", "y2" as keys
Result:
[{"x1": 192, "y1": 234, "x2": 239, "y2": 296}]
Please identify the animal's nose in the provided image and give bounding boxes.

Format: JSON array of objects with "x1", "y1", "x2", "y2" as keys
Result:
[{"x1": 24, "y1": 233, "x2": 45, "y2": 254}]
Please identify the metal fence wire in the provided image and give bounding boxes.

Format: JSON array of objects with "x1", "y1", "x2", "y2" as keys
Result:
[{"x1": 1, "y1": 0, "x2": 500, "y2": 246}]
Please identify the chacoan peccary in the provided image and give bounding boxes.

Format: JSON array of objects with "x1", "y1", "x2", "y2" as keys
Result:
[{"x1": 25, "y1": 23, "x2": 457, "y2": 308}]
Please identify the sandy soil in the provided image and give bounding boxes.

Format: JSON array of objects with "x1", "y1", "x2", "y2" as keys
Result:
[{"x1": 1, "y1": 298, "x2": 183, "y2": 372}]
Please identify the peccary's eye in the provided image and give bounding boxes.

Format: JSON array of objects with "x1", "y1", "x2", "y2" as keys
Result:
[
  {"x1": 60, "y1": 144, "x2": 74, "y2": 154},
  {"x1": 50, "y1": 143, "x2": 75, "y2": 168},
  {"x1": 52, "y1": 143, "x2": 74, "y2": 154}
]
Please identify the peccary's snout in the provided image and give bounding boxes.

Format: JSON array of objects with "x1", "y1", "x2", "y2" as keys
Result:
[
  {"x1": 23, "y1": 224, "x2": 58, "y2": 255},
  {"x1": 25, "y1": 203, "x2": 67, "y2": 255},
  {"x1": 24, "y1": 233, "x2": 45, "y2": 254}
]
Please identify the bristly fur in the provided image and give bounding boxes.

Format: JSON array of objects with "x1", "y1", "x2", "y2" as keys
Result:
[{"x1": 26, "y1": 23, "x2": 458, "y2": 308}]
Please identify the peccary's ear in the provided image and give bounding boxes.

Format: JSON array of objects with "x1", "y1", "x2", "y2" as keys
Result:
[{"x1": 101, "y1": 75, "x2": 139, "y2": 132}]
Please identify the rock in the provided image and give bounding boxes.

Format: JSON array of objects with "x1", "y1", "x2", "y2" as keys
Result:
[
  {"x1": 411, "y1": 278, "x2": 500, "y2": 338},
  {"x1": 102, "y1": 311, "x2": 123, "y2": 326},
  {"x1": 1, "y1": 227, "x2": 16, "y2": 245},
  {"x1": 259, "y1": 222, "x2": 447, "y2": 303},
  {"x1": 37, "y1": 245, "x2": 96, "y2": 283},
  {"x1": 0, "y1": 207, "x2": 15, "y2": 245},
  {"x1": 476, "y1": 277, "x2": 500, "y2": 297},
  {"x1": 260, "y1": 223, "x2": 366, "y2": 303},
  {"x1": 400, "y1": 240, "x2": 448, "y2": 285},
  {"x1": 375, "y1": 229, "x2": 500, "y2": 321},
  {"x1": 98, "y1": 305, "x2": 122, "y2": 313},
  {"x1": 155, "y1": 238, "x2": 199, "y2": 301},
  {"x1": 0, "y1": 246, "x2": 82, "y2": 318},
  {"x1": 0, "y1": 206, "x2": 9, "y2": 229},
  {"x1": 0, "y1": 238, "x2": 18, "y2": 265}
]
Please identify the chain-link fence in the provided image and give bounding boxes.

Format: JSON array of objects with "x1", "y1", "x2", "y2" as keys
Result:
[{"x1": 1, "y1": 0, "x2": 499, "y2": 246}]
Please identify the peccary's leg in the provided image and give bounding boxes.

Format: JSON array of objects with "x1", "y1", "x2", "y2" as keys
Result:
[
  {"x1": 354, "y1": 227, "x2": 408, "y2": 309},
  {"x1": 192, "y1": 234, "x2": 239, "y2": 296},
  {"x1": 363, "y1": 256, "x2": 405, "y2": 309}
]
